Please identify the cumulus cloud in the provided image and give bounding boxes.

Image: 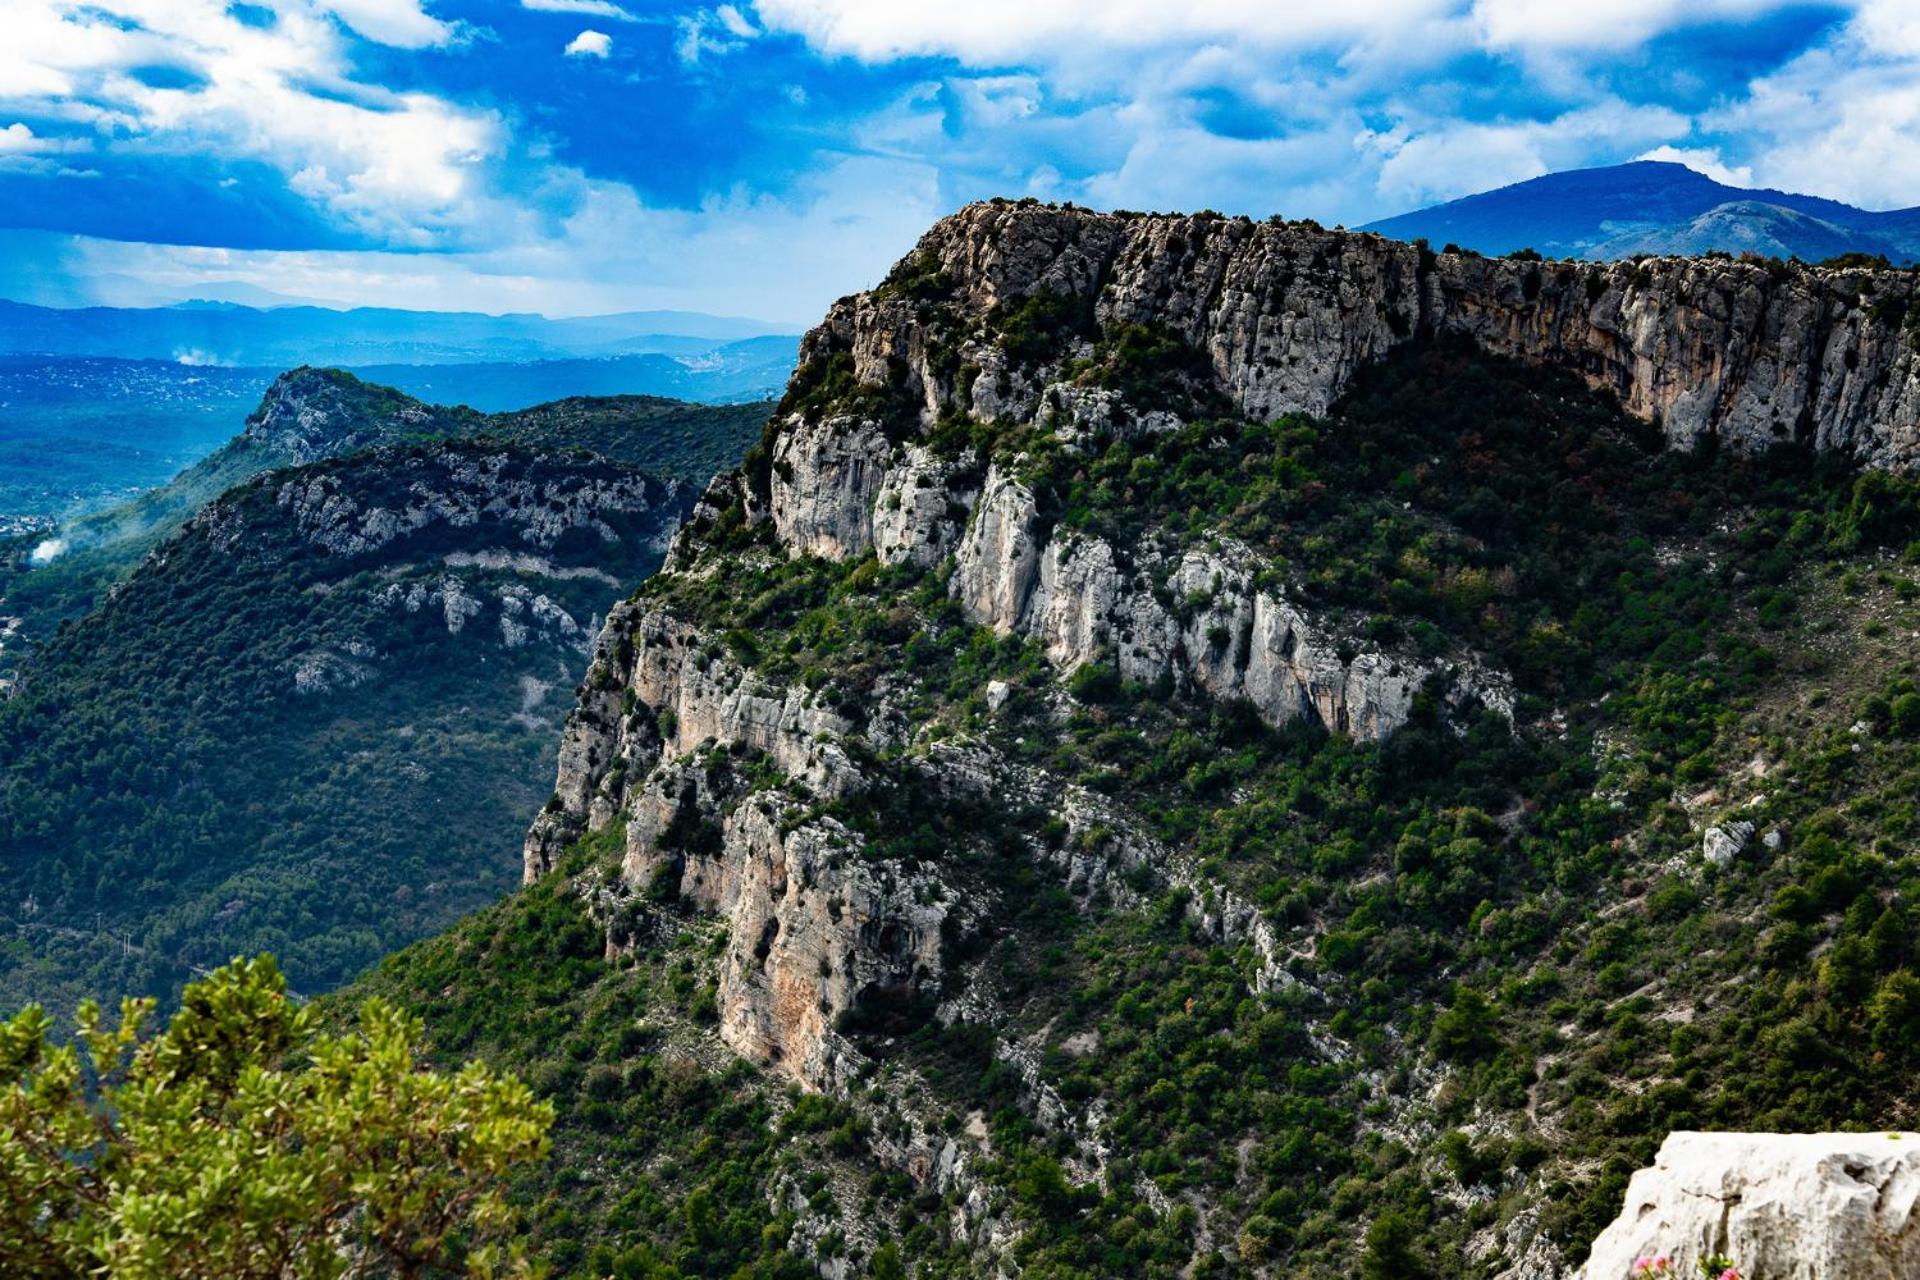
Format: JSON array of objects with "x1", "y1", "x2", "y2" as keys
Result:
[
  {"x1": 0, "y1": 3, "x2": 501, "y2": 245},
  {"x1": 564, "y1": 29, "x2": 613, "y2": 57},
  {"x1": 1634, "y1": 145, "x2": 1754, "y2": 187},
  {"x1": 0, "y1": 122, "x2": 83, "y2": 153},
  {"x1": 1709, "y1": 35, "x2": 1920, "y2": 209}
]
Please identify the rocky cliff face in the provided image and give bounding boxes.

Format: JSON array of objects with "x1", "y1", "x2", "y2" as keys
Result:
[
  {"x1": 166, "y1": 441, "x2": 684, "y2": 686},
  {"x1": 841, "y1": 202, "x2": 1920, "y2": 464},
  {"x1": 514, "y1": 202, "x2": 1920, "y2": 1277}
]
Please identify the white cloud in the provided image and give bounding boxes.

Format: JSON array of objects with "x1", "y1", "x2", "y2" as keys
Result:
[
  {"x1": 1706, "y1": 22, "x2": 1920, "y2": 210},
  {"x1": 0, "y1": 152, "x2": 939, "y2": 325},
  {"x1": 565, "y1": 29, "x2": 613, "y2": 57},
  {"x1": 0, "y1": 3, "x2": 503, "y2": 245},
  {"x1": 0, "y1": 122, "x2": 84, "y2": 154},
  {"x1": 522, "y1": 0, "x2": 637, "y2": 20},
  {"x1": 715, "y1": 5, "x2": 760, "y2": 38},
  {"x1": 1634, "y1": 145, "x2": 1753, "y2": 188},
  {"x1": 317, "y1": 0, "x2": 458, "y2": 50},
  {"x1": 676, "y1": 7, "x2": 762, "y2": 64},
  {"x1": 560, "y1": 29, "x2": 606, "y2": 57},
  {"x1": 749, "y1": 0, "x2": 1463, "y2": 64},
  {"x1": 1362, "y1": 102, "x2": 1688, "y2": 209},
  {"x1": 1471, "y1": 0, "x2": 1837, "y2": 51}
]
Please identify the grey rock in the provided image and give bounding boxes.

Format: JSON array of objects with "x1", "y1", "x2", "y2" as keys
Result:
[
  {"x1": 1703, "y1": 820, "x2": 1756, "y2": 868},
  {"x1": 1577, "y1": 1131, "x2": 1920, "y2": 1280}
]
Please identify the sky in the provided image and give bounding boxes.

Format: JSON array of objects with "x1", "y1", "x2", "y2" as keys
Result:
[{"x1": 0, "y1": 1, "x2": 1917, "y2": 326}]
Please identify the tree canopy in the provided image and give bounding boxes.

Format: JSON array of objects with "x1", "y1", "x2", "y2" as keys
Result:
[{"x1": 0, "y1": 954, "x2": 551, "y2": 1279}]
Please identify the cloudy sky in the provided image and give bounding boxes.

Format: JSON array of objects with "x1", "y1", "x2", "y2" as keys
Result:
[{"x1": 1, "y1": 0, "x2": 1916, "y2": 325}]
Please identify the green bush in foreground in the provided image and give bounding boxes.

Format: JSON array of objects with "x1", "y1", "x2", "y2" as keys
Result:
[{"x1": 0, "y1": 955, "x2": 552, "y2": 1279}]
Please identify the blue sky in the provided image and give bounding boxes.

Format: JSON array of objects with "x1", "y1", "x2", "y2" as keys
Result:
[{"x1": 1, "y1": 1, "x2": 1916, "y2": 325}]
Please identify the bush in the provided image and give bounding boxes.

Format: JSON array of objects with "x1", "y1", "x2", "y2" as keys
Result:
[{"x1": 0, "y1": 956, "x2": 550, "y2": 1278}]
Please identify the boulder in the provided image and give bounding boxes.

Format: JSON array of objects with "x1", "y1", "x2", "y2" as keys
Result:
[
  {"x1": 1577, "y1": 1131, "x2": 1920, "y2": 1280},
  {"x1": 1702, "y1": 821, "x2": 1755, "y2": 869}
]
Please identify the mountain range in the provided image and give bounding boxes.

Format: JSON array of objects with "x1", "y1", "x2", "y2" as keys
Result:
[
  {"x1": 0, "y1": 298, "x2": 792, "y2": 367},
  {"x1": 7, "y1": 181, "x2": 1920, "y2": 1278},
  {"x1": 1364, "y1": 160, "x2": 1920, "y2": 263}
]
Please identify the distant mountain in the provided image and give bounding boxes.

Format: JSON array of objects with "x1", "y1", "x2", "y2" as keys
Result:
[
  {"x1": 0, "y1": 369, "x2": 773, "y2": 1011},
  {"x1": 0, "y1": 367, "x2": 771, "y2": 685},
  {"x1": 0, "y1": 298, "x2": 797, "y2": 367},
  {"x1": 356, "y1": 339, "x2": 799, "y2": 410},
  {"x1": 1362, "y1": 160, "x2": 1920, "y2": 262},
  {"x1": 0, "y1": 345, "x2": 794, "y2": 529}
]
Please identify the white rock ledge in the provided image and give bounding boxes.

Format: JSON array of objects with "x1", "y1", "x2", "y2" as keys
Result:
[{"x1": 1577, "y1": 1131, "x2": 1920, "y2": 1280}]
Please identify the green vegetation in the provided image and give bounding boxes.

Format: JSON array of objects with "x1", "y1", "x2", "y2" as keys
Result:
[
  {"x1": 409, "y1": 331, "x2": 1920, "y2": 1277},
  {"x1": 0, "y1": 441, "x2": 689, "y2": 1012},
  {"x1": 347, "y1": 845, "x2": 826, "y2": 1279},
  {"x1": 0, "y1": 369, "x2": 770, "y2": 1014},
  {"x1": 19, "y1": 284, "x2": 1920, "y2": 1276},
  {"x1": 0, "y1": 955, "x2": 549, "y2": 1278}
]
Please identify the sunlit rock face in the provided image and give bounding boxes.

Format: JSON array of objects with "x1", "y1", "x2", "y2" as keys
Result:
[{"x1": 1577, "y1": 1131, "x2": 1920, "y2": 1280}]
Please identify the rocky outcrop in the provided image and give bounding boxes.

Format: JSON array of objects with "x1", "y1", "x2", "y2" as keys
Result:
[
  {"x1": 1577, "y1": 1131, "x2": 1920, "y2": 1280},
  {"x1": 871, "y1": 444, "x2": 980, "y2": 568},
  {"x1": 526, "y1": 607, "x2": 972, "y2": 1089},
  {"x1": 637, "y1": 785, "x2": 955, "y2": 1089},
  {"x1": 837, "y1": 203, "x2": 1920, "y2": 467},
  {"x1": 241, "y1": 366, "x2": 465, "y2": 466},
  {"x1": 264, "y1": 447, "x2": 678, "y2": 559},
  {"x1": 524, "y1": 601, "x2": 859, "y2": 879},
  {"x1": 947, "y1": 463, "x2": 1506, "y2": 739}
]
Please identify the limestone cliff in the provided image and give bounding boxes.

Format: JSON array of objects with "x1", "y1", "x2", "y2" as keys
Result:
[
  {"x1": 834, "y1": 202, "x2": 1920, "y2": 464},
  {"x1": 239, "y1": 366, "x2": 473, "y2": 467},
  {"x1": 514, "y1": 202, "x2": 1920, "y2": 1277}
]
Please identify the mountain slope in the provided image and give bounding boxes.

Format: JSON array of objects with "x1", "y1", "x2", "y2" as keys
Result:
[
  {"x1": 1363, "y1": 160, "x2": 1920, "y2": 262},
  {"x1": 343, "y1": 202, "x2": 1920, "y2": 1278},
  {"x1": 0, "y1": 437, "x2": 697, "y2": 1012},
  {"x1": 0, "y1": 368, "x2": 772, "y2": 683}
]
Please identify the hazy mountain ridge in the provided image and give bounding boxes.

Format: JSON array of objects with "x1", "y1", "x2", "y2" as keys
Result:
[
  {"x1": 0, "y1": 298, "x2": 795, "y2": 367},
  {"x1": 1364, "y1": 161, "x2": 1920, "y2": 264},
  {"x1": 0, "y1": 368, "x2": 772, "y2": 683}
]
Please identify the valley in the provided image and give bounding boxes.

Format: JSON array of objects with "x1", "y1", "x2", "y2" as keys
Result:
[{"x1": 0, "y1": 370, "x2": 768, "y2": 1013}]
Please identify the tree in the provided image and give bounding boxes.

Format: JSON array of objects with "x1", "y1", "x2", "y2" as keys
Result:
[
  {"x1": 0, "y1": 955, "x2": 552, "y2": 1279},
  {"x1": 1429, "y1": 985, "x2": 1501, "y2": 1062},
  {"x1": 1360, "y1": 1210, "x2": 1428, "y2": 1280}
]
